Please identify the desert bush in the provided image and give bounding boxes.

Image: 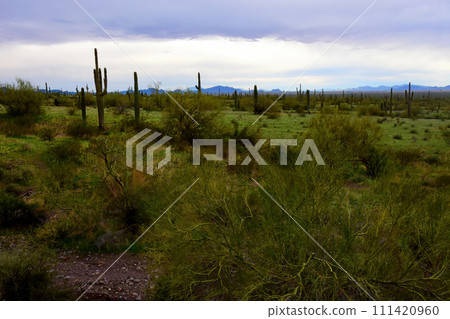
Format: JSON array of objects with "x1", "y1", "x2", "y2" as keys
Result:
[
  {"x1": 105, "y1": 92, "x2": 130, "y2": 109},
  {"x1": 0, "y1": 79, "x2": 44, "y2": 116},
  {"x1": 118, "y1": 116, "x2": 156, "y2": 133},
  {"x1": 45, "y1": 139, "x2": 84, "y2": 164},
  {"x1": 425, "y1": 154, "x2": 441, "y2": 166},
  {"x1": 35, "y1": 207, "x2": 106, "y2": 250},
  {"x1": 68, "y1": 106, "x2": 77, "y2": 115},
  {"x1": 307, "y1": 113, "x2": 382, "y2": 169},
  {"x1": 37, "y1": 127, "x2": 58, "y2": 141},
  {"x1": 0, "y1": 160, "x2": 33, "y2": 191},
  {"x1": 281, "y1": 96, "x2": 299, "y2": 110},
  {"x1": 433, "y1": 174, "x2": 450, "y2": 188},
  {"x1": 361, "y1": 146, "x2": 388, "y2": 178},
  {"x1": 0, "y1": 249, "x2": 72, "y2": 300},
  {"x1": 0, "y1": 115, "x2": 38, "y2": 137},
  {"x1": 66, "y1": 119, "x2": 97, "y2": 139},
  {"x1": 253, "y1": 94, "x2": 276, "y2": 115},
  {"x1": 42, "y1": 139, "x2": 85, "y2": 190},
  {"x1": 0, "y1": 191, "x2": 42, "y2": 228},
  {"x1": 54, "y1": 95, "x2": 74, "y2": 107},
  {"x1": 357, "y1": 104, "x2": 384, "y2": 116},
  {"x1": 441, "y1": 130, "x2": 450, "y2": 145},
  {"x1": 149, "y1": 165, "x2": 349, "y2": 300},
  {"x1": 0, "y1": 120, "x2": 25, "y2": 137},
  {"x1": 147, "y1": 166, "x2": 450, "y2": 301},
  {"x1": 394, "y1": 148, "x2": 422, "y2": 166},
  {"x1": 160, "y1": 94, "x2": 223, "y2": 148}
]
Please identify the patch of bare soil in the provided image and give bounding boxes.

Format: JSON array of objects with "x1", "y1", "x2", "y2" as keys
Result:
[{"x1": 52, "y1": 251, "x2": 156, "y2": 301}]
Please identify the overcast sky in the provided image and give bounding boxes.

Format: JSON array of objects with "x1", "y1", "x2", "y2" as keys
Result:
[{"x1": 1, "y1": 0, "x2": 449, "y2": 91}]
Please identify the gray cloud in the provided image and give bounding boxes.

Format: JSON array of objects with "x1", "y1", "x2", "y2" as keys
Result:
[{"x1": 1, "y1": 0, "x2": 449, "y2": 46}]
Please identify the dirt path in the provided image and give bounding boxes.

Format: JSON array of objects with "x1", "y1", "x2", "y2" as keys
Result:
[{"x1": 52, "y1": 251, "x2": 156, "y2": 300}]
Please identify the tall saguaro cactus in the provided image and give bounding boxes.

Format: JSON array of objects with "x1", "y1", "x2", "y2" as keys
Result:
[
  {"x1": 134, "y1": 72, "x2": 140, "y2": 122},
  {"x1": 320, "y1": 89, "x2": 325, "y2": 109},
  {"x1": 305, "y1": 89, "x2": 310, "y2": 113},
  {"x1": 80, "y1": 87, "x2": 86, "y2": 126},
  {"x1": 93, "y1": 48, "x2": 107, "y2": 130},
  {"x1": 233, "y1": 90, "x2": 239, "y2": 110},
  {"x1": 253, "y1": 84, "x2": 258, "y2": 110},
  {"x1": 405, "y1": 82, "x2": 413, "y2": 117},
  {"x1": 195, "y1": 72, "x2": 201, "y2": 95},
  {"x1": 389, "y1": 87, "x2": 393, "y2": 115}
]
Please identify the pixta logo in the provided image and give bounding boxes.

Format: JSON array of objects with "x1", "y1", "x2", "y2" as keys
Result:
[
  {"x1": 126, "y1": 129, "x2": 325, "y2": 175},
  {"x1": 126, "y1": 129, "x2": 172, "y2": 175},
  {"x1": 193, "y1": 139, "x2": 325, "y2": 166}
]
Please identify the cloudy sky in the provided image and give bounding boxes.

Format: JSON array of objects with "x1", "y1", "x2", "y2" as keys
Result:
[{"x1": 1, "y1": 0, "x2": 449, "y2": 91}]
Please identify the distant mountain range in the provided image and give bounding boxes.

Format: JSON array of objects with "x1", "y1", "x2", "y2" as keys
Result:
[
  {"x1": 41, "y1": 84, "x2": 450, "y2": 95},
  {"x1": 345, "y1": 84, "x2": 450, "y2": 92}
]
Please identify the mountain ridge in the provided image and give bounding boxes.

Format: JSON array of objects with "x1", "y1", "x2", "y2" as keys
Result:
[{"x1": 39, "y1": 84, "x2": 450, "y2": 95}]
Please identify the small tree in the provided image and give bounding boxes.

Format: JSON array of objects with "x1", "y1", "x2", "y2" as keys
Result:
[{"x1": 0, "y1": 79, "x2": 44, "y2": 116}]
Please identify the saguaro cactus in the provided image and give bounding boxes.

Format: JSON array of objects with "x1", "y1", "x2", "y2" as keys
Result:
[
  {"x1": 134, "y1": 72, "x2": 140, "y2": 122},
  {"x1": 93, "y1": 48, "x2": 107, "y2": 130},
  {"x1": 253, "y1": 85, "x2": 258, "y2": 110},
  {"x1": 195, "y1": 72, "x2": 201, "y2": 95},
  {"x1": 320, "y1": 89, "x2": 325, "y2": 109},
  {"x1": 80, "y1": 87, "x2": 86, "y2": 126},
  {"x1": 389, "y1": 87, "x2": 393, "y2": 115},
  {"x1": 45, "y1": 82, "x2": 48, "y2": 98},
  {"x1": 405, "y1": 82, "x2": 413, "y2": 117},
  {"x1": 305, "y1": 89, "x2": 310, "y2": 113}
]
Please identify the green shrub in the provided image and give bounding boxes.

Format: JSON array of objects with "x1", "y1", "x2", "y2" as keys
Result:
[
  {"x1": 160, "y1": 94, "x2": 223, "y2": 148},
  {"x1": 357, "y1": 104, "x2": 384, "y2": 116},
  {"x1": 361, "y1": 147, "x2": 388, "y2": 178},
  {"x1": 54, "y1": 95, "x2": 74, "y2": 107},
  {"x1": 0, "y1": 249, "x2": 72, "y2": 300},
  {"x1": 148, "y1": 169, "x2": 450, "y2": 301},
  {"x1": 393, "y1": 135, "x2": 403, "y2": 140},
  {"x1": 0, "y1": 115, "x2": 37, "y2": 137},
  {"x1": 37, "y1": 127, "x2": 57, "y2": 141},
  {"x1": 433, "y1": 174, "x2": 450, "y2": 188},
  {"x1": 118, "y1": 116, "x2": 155, "y2": 133},
  {"x1": 66, "y1": 119, "x2": 97, "y2": 139},
  {"x1": 45, "y1": 139, "x2": 84, "y2": 164},
  {"x1": 442, "y1": 130, "x2": 450, "y2": 145},
  {"x1": 0, "y1": 79, "x2": 44, "y2": 116},
  {"x1": 307, "y1": 113, "x2": 382, "y2": 169},
  {"x1": 394, "y1": 148, "x2": 422, "y2": 165},
  {"x1": 425, "y1": 154, "x2": 440, "y2": 166},
  {"x1": 0, "y1": 121, "x2": 24, "y2": 137},
  {"x1": 0, "y1": 191, "x2": 41, "y2": 228}
]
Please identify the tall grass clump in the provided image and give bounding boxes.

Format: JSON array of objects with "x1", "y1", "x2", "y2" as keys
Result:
[{"x1": 0, "y1": 248, "x2": 72, "y2": 300}]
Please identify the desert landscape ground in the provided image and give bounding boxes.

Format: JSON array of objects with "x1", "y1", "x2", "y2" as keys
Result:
[{"x1": 0, "y1": 72, "x2": 449, "y2": 300}]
